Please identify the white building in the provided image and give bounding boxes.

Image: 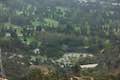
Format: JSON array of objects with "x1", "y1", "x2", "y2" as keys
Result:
[
  {"x1": 33, "y1": 48, "x2": 40, "y2": 54},
  {"x1": 80, "y1": 64, "x2": 98, "y2": 69},
  {"x1": 5, "y1": 33, "x2": 11, "y2": 37}
]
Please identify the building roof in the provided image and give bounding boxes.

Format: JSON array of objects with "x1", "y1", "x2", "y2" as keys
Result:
[{"x1": 80, "y1": 64, "x2": 98, "y2": 69}]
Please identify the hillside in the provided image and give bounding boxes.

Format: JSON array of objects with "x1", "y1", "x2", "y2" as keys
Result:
[{"x1": 0, "y1": 0, "x2": 120, "y2": 80}]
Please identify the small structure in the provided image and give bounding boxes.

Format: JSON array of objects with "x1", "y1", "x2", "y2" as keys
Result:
[
  {"x1": 33, "y1": 48, "x2": 40, "y2": 54},
  {"x1": 5, "y1": 33, "x2": 11, "y2": 37},
  {"x1": 80, "y1": 64, "x2": 98, "y2": 69}
]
